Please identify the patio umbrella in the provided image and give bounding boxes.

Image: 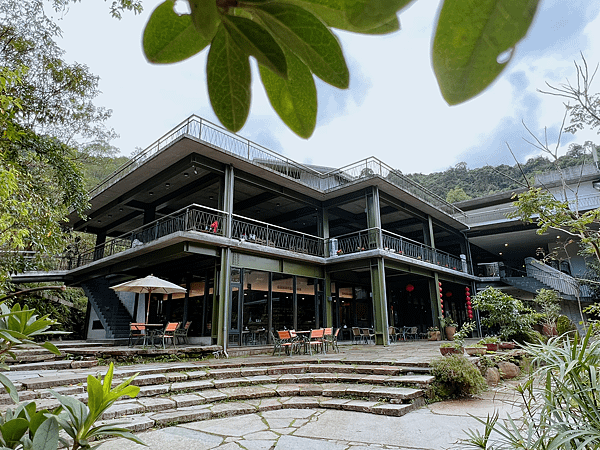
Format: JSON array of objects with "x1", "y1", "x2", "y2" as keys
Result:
[{"x1": 110, "y1": 274, "x2": 187, "y2": 323}]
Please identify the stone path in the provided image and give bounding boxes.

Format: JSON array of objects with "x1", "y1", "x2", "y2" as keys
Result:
[{"x1": 98, "y1": 383, "x2": 523, "y2": 450}]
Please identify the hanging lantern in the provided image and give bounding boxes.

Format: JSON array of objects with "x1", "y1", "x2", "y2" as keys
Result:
[
  {"x1": 465, "y1": 286, "x2": 470, "y2": 292},
  {"x1": 405, "y1": 284, "x2": 415, "y2": 292},
  {"x1": 466, "y1": 295, "x2": 471, "y2": 301},
  {"x1": 445, "y1": 291, "x2": 452, "y2": 297},
  {"x1": 439, "y1": 282, "x2": 442, "y2": 286}
]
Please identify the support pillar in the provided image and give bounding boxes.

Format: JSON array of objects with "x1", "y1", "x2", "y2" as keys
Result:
[
  {"x1": 216, "y1": 165, "x2": 234, "y2": 349},
  {"x1": 370, "y1": 257, "x2": 389, "y2": 345},
  {"x1": 325, "y1": 272, "x2": 333, "y2": 327}
]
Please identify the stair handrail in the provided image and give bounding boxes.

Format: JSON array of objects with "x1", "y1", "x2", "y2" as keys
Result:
[{"x1": 524, "y1": 257, "x2": 581, "y2": 297}]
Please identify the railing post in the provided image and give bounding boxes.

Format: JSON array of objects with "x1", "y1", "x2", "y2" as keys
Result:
[
  {"x1": 184, "y1": 208, "x2": 189, "y2": 231},
  {"x1": 378, "y1": 228, "x2": 382, "y2": 249}
]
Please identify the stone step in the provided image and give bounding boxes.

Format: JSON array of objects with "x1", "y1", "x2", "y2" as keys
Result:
[
  {"x1": 6, "y1": 359, "x2": 98, "y2": 372},
  {"x1": 95, "y1": 394, "x2": 424, "y2": 433}
]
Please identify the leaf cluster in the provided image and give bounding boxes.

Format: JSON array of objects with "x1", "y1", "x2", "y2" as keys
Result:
[
  {"x1": 142, "y1": 0, "x2": 540, "y2": 137},
  {"x1": 431, "y1": 354, "x2": 487, "y2": 399},
  {"x1": 463, "y1": 326, "x2": 600, "y2": 449},
  {"x1": 473, "y1": 287, "x2": 536, "y2": 341}
]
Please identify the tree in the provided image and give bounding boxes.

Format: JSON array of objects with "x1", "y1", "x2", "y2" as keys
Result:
[
  {"x1": 133, "y1": 0, "x2": 541, "y2": 137},
  {"x1": 0, "y1": 0, "x2": 119, "y2": 292},
  {"x1": 446, "y1": 187, "x2": 471, "y2": 203}
]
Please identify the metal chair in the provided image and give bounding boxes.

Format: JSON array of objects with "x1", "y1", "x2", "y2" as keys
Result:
[
  {"x1": 307, "y1": 329, "x2": 325, "y2": 355},
  {"x1": 155, "y1": 322, "x2": 180, "y2": 348},
  {"x1": 175, "y1": 321, "x2": 192, "y2": 345},
  {"x1": 325, "y1": 328, "x2": 340, "y2": 353},
  {"x1": 405, "y1": 326, "x2": 419, "y2": 340},
  {"x1": 276, "y1": 330, "x2": 296, "y2": 355},
  {"x1": 360, "y1": 328, "x2": 375, "y2": 344},
  {"x1": 352, "y1": 327, "x2": 363, "y2": 344},
  {"x1": 128, "y1": 323, "x2": 146, "y2": 347},
  {"x1": 388, "y1": 326, "x2": 400, "y2": 343}
]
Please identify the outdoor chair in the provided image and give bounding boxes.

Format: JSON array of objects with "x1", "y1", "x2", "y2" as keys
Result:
[
  {"x1": 388, "y1": 326, "x2": 400, "y2": 343},
  {"x1": 128, "y1": 323, "x2": 147, "y2": 347},
  {"x1": 175, "y1": 321, "x2": 192, "y2": 345},
  {"x1": 325, "y1": 327, "x2": 340, "y2": 353},
  {"x1": 323, "y1": 327, "x2": 333, "y2": 352},
  {"x1": 307, "y1": 328, "x2": 325, "y2": 355},
  {"x1": 276, "y1": 330, "x2": 297, "y2": 355},
  {"x1": 405, "y1": 326, "x2": 419, "y2": 340},
  {"x1": 351, "y1": 327, "x2": 363, "y2": 344},
  {"x1": 155, "y1": 322, "x2": 180, "y2": 348},
  {"x1": 360, "y1": 328, "x2": 375, "y2": 344}
]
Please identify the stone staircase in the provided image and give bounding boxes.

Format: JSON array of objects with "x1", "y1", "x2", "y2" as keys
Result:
[{"x1": 0, "y1": 354, "x2": 435, "y2": 433}]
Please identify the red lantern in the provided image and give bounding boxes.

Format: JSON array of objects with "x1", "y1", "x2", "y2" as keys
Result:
[
  {"x1": 466, "y1": 300, "x2": 472, "y2": 306},
  {"x1": 466, "y1": 295, "x2": 471, "y2": 301},
  {"x1": 465, "y1": 287, "x2": 470, "y2": 292},
  {"x1": 439, "y1": 282, "x2": 442, "y2": 286},
  {"x1": 406, "y1": 284, "x2": 415, "y2": 292},
  {"x1": 446, "y1": 291, "x2": 452, "y2": 297}
]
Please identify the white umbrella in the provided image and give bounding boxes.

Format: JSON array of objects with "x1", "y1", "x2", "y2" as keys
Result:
[{"x1": 110, "y1": 274, "x2": 187, "y2": 323}]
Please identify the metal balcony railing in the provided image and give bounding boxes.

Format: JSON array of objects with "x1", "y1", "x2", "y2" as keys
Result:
[
  {"x1": 65, "y1": 205, "x2": 227, "y2": 269},
  {"x1": 89, "y1": 116, "x2": 466, "y2": 224},
  {"x1": 231, "y1": 215, "x2": 325, "y2": 257},
  {"x1": 333, "y1": 228, "x2": 471, "y2": 274}
]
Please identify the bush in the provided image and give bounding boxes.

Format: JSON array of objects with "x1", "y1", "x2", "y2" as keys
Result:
[
  {"x1": 556, "y1": 314, "x2": 578, "y2": 338},
  {"x1": 431, "y1": 354, "x2": 487, "y2": 399},
  {"x1": 463, "y1": 326, "x2": 600, "y2": 449}
]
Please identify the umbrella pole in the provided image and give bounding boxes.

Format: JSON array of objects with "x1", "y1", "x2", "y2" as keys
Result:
[{"x1": 145, "y1": 288, "x2": 154, "y2": 323}]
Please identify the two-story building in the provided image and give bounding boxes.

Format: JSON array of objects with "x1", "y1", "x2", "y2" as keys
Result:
[{"x1": 48, "y1": 116, "x2": 478, "y2": 346}]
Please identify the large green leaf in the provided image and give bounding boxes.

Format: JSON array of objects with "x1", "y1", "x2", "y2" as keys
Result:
[
  {"x1": 189, "y1": 0, "x2": 220, "y2": 40},
  {"x1": 269, "y1": 0, "x2": 402, "y2": 34},
  {"x1": 222, "y1": 15, "x2": 287, "y2": 78},
  {"x1": 0, "y1": 373, "x2": 18, "y2": 404},
  {"x1": 143, "y1": 0, "x2": 210, "y2": 64},
  {"x1": 251, "y1": 3, "x2": 349, "y2": 89},
  {"x1": 0, "y1": 417, "x2": 29, "y2": 447},
  {"x1": 260, "y1": 50, "x2": 317, "y2": 138},
  {"x1": 31, "y1": 417, "x2": 58, "y2": 450},
  {"x1": 432, "y1": 0, "x2": 540, "y2": 105},
  {"x1": 206, "y1": 24, "x2": 252, "y2": 132}
]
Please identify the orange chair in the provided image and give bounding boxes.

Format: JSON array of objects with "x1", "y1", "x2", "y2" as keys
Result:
[
  {"x1": 129, "y1": 323, "x2": 146, "y2": 347},
  {"x1": 276, "y1": 330, "x2": 296, "y2": 355},
  {"x1": 156, "y1": 322, "x2": 180, "y2": 348},
  {"x1": 307, "y1": 329, "x2": 325, "y2": 355}
]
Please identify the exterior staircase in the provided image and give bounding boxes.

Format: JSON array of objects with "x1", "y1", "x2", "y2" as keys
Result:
[
  {"x1": 81, "y1": 278, "x2": 132, "y2": 339},
  {"x1": 501, "y1": 276, "x2": 549, "y2": 295},
  {"x1": 0, "y1": 354, "x2": 436, "y2": 433}
]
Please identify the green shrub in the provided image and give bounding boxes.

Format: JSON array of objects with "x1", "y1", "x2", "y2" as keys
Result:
[
  {"x1": 556, "y1": 315, "x2": 578, "y2": 338},
  {"x1": 431, "y1": 354, "x2": 487, "y2": 399}
]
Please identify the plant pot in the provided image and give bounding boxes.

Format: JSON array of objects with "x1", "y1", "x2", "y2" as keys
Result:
[
  {"x1": 428, "y1": 331, "x2": 441, "y2": 341},
  {"x1": 465, "y1": 347, "x2": 487, "y2": 356},
  {"x1": 483, "y1": 343, "x2": 499, "y2": 352},
  {"x1": 499, "y1": 342, "x2": 515, "y2": 350},
  {"x1": 445, "y1": 326, "x2": 456, "y2": 341},
  {"x1": 440, "y1": 346, "x2": 464, "y2": 356}
]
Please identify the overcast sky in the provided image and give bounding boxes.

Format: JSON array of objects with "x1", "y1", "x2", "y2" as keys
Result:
[{"x1": 53, "y1": 0, "x2": 600, "y2": 174}]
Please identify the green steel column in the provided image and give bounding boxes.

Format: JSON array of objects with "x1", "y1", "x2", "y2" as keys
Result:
[
  {"x1": 217, "y1": 165, "x2": 234, "y2": 348},
  {"x1": 427, "y1": 215, "x2": 436, "y2": 249},
  {"x1": 366, "y1": 187, "x2": 382, "y2": 249},
  {"x1": 325, "y1": 272, "x2": 333, "y2": 327},
  {"x1": 370, "y1": 257, "x2": 389, "y2": 345},
  {"x1": 430, "y1": 273, "x2": 443, "y2": 336}
]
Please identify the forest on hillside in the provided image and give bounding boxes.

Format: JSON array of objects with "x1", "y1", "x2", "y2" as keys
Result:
[{"x1": 405, "y1": 144, "x2": 595, "y2": 203}]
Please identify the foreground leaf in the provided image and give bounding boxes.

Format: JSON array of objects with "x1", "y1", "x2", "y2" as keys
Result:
[
  {"x1": 252, "y1": 3, "x2": 349, "y2": 89},
  {"x1": 222, "y1": 15, "x2": 287, "y2": 78},
  {"x1": 143, "y1": 0, "x2": 210, "y2": 64},
  {"x1": 31, "y1": 417, "x2": 59, "y2": 450},
  {"x1": 274, "y1": 0, "x2": 402, "y2": 34},
  {"x1": 206, "y1": 24, "x2": 251, "y2": 132},
  {"x1": 189, "y1": 0, "x2": 220, "y2": 40},
  {"x1": 0, "y1": 373, "x2": 19, "y2": 404},
  {"x1": 260, "y1": 50, "x2": 317, "y2": 138},
  {"x1": 432, "y1": 0, "x2": 540, "y2": 105}
]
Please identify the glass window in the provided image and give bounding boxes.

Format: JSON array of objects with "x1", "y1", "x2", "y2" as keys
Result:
[
  {"x1": 242, "y1": 270, "x2": 269, "y2": 345},
  {"x1": 272, "y1": 273, "x2": 293, "y2": 331},
  {"x1": 297, "y1": 277, "x2": 316, "y2": 331}
]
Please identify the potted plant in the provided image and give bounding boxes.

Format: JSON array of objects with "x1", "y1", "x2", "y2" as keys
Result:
[
  {"x1": 534, "y1": 288, "x2": 560, "y2": 336},
  {"x1": 439, "y1": 314, "x2": 458, "y2": 340},
  {"x1": 439, "y1": 342, "x2": 463, "y2": 355},
  {"x1": 439, "y1": 321, "x2": 474, "y2": 355},
  {"x1": 478, "y1": 336, "x2": 500, "y2": 352},
  {"x1": 464, "y1": 345, "x2": 487, "y2": 356},
  {"x1": 427, "y1": 326, "x2": 440, "y2": 341}
]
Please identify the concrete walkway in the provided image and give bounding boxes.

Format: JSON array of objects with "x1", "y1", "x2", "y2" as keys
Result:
[{"x1": 95, "y1": 339, "x2": 524, "y2": 450}]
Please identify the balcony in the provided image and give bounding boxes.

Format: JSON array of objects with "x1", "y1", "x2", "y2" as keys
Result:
[
  {"x1": 50, "y1": 206, "x2": 469, "y2": 277},
  {"x1": 333, "y1": 228, "x2": 470, "y2": 274}
]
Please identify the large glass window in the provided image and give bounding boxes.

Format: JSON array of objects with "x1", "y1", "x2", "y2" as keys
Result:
[
  {"x1": 242, "y1": 270, "x2": 269, "y2": 345},
  {"x1": 272, "y1": 273, "x2": 294, "y2": 331},
  {"x1": 297, "y1": 277, "x2": 316, "y2": 330}
]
